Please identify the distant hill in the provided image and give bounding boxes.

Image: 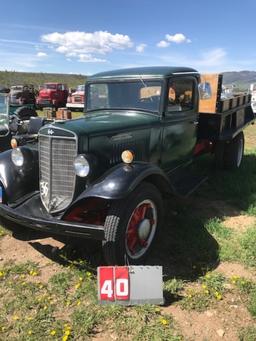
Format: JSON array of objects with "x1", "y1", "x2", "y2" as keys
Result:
[
  {"x1": 0, "y1": 71, "x2": 86, "y2": 89},
  {"x1": 1, "y1": 69, "x2": 256, "y2": 92},
  {"x1": 223, "y1": 71, "x2": 256, "y2": 91}
]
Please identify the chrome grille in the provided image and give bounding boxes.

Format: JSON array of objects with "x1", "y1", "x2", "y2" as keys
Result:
[{"x1": 39, "y1": 133, "x2": 77, "y2": 213}]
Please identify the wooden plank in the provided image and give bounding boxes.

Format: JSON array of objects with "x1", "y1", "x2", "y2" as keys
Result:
[{"x1": 199, "y1": 74, "x2": 222, "y2": 114}]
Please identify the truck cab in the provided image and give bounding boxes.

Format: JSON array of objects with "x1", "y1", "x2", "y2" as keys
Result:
[
  {"x1": 36, "y1": 83, "x2": 68, "y2": 109},
  {"x1": 0, "y1": 67, "x2": 254, "y2": 265},
  {"x1": 66, "y1": 84, "x2": 85, "y2": 111}
]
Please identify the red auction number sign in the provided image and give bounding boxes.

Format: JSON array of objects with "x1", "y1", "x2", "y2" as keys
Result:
[{"x1": 98, "y1": 266, "x2": 130, "y2": 302}]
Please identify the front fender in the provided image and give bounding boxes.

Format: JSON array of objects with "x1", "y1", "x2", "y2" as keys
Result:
[
  {"x1": 73, "y1": 162, "x2": 172, "y2": 204},
  {"x1": 0, "y1": 147, "x2": 39, "y2": 204}
]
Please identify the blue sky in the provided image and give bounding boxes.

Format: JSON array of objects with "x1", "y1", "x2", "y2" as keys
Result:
[{"x1": 0, "y1": 0, "x2": 256, "y2": 75}]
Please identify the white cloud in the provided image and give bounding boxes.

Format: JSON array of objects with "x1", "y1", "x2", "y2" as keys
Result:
[
  {"x1": 157, "y1": 33, "x2": 191, "y2": 48},
  {"x1": 41, "y1": 30, "x2": 133, "y2": 62},
  {"x1": 78, "y1": 54, "x2": 106, "y2": 63},
  {"x1": 166, "y1": 33, "x2": 191, "y2": 44},
  {"x1": 37, "y1": 51, "x2": 47, "y2": 58},
  {"x1": 136, "y1": 43, "x2": 147, "y2": 53},
  {"x1": 159, "y1": 48, "x2": 228, "y2": 72},
  {"x1": 157, "y1": 40, "x2": 170, "y2": 48},
  {"x1": 199, "y1": 48, "x2": 227, "y2": 66}
]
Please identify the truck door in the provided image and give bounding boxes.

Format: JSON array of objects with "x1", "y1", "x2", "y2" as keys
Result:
[{"x1": 161, "y1": 76, "x2": 198, "y2": 171}]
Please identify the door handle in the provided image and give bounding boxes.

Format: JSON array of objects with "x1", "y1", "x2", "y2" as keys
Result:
[{"x1": 190, "y1": 120, "x2": 198, "y2": 125}]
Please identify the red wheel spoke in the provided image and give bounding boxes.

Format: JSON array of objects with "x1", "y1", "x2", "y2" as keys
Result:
[{"x1": 126, "y1": 201, "x2": 156, "y2": 256}]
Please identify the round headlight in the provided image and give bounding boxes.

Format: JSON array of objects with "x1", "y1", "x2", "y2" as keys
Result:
[
  {"x1": 11, "y1": 148, "x2": 24, "y2": 167},
  {"x1": 73, "y1": 155, "x2": 90, "y2": 177}
]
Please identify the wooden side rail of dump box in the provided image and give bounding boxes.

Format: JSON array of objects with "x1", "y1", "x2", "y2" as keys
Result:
[
  {"x1": 198, "y1": 73, "x2": 251, "y2": 114},
  {"x1": 198, "y1": 74, "x2": 255, "y2": 141}
]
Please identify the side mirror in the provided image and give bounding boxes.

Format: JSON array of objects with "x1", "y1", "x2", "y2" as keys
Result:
[
  {"x1": 0, "y1": 94, "x2": 10, "y2": 136},
  {"x1": 198, "y1": 82, "x2": 212, "y2": 100}
]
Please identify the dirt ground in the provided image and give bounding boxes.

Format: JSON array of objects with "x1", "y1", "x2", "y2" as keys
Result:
[{"x1": 0, "y1": 209, "x2": 255, "y2": 341}]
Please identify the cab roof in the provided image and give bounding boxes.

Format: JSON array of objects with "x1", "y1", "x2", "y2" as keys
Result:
[{"x1": 88, "y1": 66, "x2": 199, "y2": 81}]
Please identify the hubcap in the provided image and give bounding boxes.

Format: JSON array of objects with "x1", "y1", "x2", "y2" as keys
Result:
[
  {"x1": 125, "y1": 200, "x2": 157, "y2": 259},
  {"x1": 138, "y1": 219, "x2": 151, "y2": 240},
  {"x1": 237, "y1": 137, "x2": 244, "y2": 167}
]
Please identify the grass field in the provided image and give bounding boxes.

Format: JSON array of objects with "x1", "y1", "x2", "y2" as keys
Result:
[{"x1": 0, "y1": 124, "x2": 256, "y2": 340}]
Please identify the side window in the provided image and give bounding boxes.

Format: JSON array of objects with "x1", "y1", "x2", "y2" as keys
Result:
[
  {"x1": 168, "y1": 78, "x2": 195, "y2": 112},
  {"x1": 57, "y1": 84, "x2": 64, "y2": 91}
]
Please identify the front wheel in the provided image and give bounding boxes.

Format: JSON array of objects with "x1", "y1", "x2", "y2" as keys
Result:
[{"x1": 102, "y1": 182, "x2": 163, "y2": 265}]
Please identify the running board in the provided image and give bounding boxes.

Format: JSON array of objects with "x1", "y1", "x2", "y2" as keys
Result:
[{"x1": 170, "y1": 173, "x2": 208, "y2": 197}]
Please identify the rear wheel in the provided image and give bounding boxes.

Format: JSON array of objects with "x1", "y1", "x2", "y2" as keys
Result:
[
  {"x1": 102, "y1": 182, "x2": 163, "y2": 265},
  {"x1": 223, "y1": 132, "x2": 244, "y2": 169},
  {"x1": 214, "y1": 132, "x2": 244, "y2": 170}
]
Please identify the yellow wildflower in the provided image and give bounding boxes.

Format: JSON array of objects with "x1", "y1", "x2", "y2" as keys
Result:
[
  {"x1": 62, "y1": 335, "x2": 68, "y2": 341},
  {"x1": 50, "y1": 330, "x2": 56, "y2": 336},
  {"x1": 28, "y1": 330, "x2": 32, "y2": 335},
  {"x1": 79, "y1": 276, "x2": 83, "y2": 281},
  {"x1": 12, "y1": 315, "x2": 19, "y2": 321},
  {"x1": 75, "y1": 283, "x2": 81, "y2": 290},
  {"x1": 0, "y1": 271, "x2": 4, "y2": 277},
  {"x1": 86, "y1": 271, "x2": 92, "y2": 278},
  {"x1": 202, "y1": 284, "x2": 207, "y2": 289},
  {"x1": 160, "y1": 318, "x2": 168, "y2": 325},
  {"x1": 215, "y1": 292, "x2": 222, "y2": 300}
]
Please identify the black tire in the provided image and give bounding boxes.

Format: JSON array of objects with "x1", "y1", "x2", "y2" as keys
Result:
[
  {"x1": 223, "y1": 132, "x2": 244, "y2": 169},
  {"x1": 15, "y1": 107, "x2": 38, "y2": 121},
  {"x1": 214, "y1": 132, "x2": 244, "y2": 170},
  {"x1": 102, "y1": 182, "x2": 163, "y2": 265},
  {"x1": 214, "y1": 141, "x2": 225, "y2": 169}
]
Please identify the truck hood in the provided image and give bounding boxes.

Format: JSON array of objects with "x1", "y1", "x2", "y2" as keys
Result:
[
  {"x1": 39, "y1": 89, "x2": 56, "y2": 97},
  {"x1": 53, "y1": 110, "x2": 159, "y2": 137},
  {"x1": 71, "y1": 91, "x2": 84, "y2": 96}
]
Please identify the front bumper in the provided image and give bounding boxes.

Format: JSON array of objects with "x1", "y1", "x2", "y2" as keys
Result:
[
  {"x1": 0, "y1": 193, "x2": 105, "y2": 240},
  {"x1": 37, "y1": 99, "x2": 53, "y2": 107},
  {"x1": 66, "y1": 103, "x2": 84, "y2": 109}
]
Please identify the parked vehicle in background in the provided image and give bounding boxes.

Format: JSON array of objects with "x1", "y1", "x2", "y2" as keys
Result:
[
  {"x1": 10, "y1": 85, "x2": 36, "y2": 106},
  {"x1": 9, "y1": 84, "x2": 37, "y2": 119},
  {"x1": 0, "y1": 67, "x2": 254, "y2": 266},
  {"x1": 10, "y1": 85, "x2": 23, "y2": 105},
  {"x1": 36, "y1": 83, "x2": 68, "y2": 110},
  {"x1": 66, "y1": 85, "x2": 85, "y2": 111},
  {"x1": 250, "y1": 83, "x2": 256, "y2": 113},
  {"x1": 0, "y1": 89, "x2": 41, "y2": 152}
]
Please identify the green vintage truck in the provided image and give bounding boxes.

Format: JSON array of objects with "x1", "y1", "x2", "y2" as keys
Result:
[{"x1": 0, "y1": 67, "x2": 254, "y2": 265}]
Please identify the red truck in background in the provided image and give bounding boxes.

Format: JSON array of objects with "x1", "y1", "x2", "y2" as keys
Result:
[
  {"x1": 66, "y1": 84, "x2": 85, "y2": 111},
  {"x1": 36, "y1": 83, "x2": 68, "y2": 109}
]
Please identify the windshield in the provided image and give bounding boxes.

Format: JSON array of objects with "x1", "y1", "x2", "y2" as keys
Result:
[
  {"x1": 43, "y1": 84, "x2": 57, "y2": 90},
  {"x1": 11, "y1": 86, "x2": 23, "y2": 92},
  {"x1": 86, "y1": 80, "x2": 162, "y2": 113},
  {"x1": 0, "y1": 94, "x2": 9, "y2": 131},
  {"x1": 77, "y1": 85, "x2": 85, "y2": 92}
]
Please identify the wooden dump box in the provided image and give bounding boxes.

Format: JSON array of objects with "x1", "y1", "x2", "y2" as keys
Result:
[
  {"x1": 199, "y1": 74, "x2": 251, "y2": 114},
  {"x1": 198, "y1": 74, "x2": 254, "y2": 141}
]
